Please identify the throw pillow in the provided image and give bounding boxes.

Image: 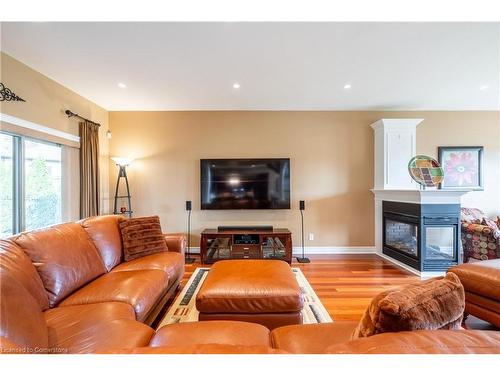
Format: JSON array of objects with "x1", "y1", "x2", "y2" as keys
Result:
[
  {"x1": 351, "y1": 272, "x2": 465, "y2": 339},
  {"x1": 482, "y1": 217, "x2": 500, "y2": 230},
  {"x1": 119, "y1": 216, "x2": 168, "y2": 261},
  {"x1": 460, "y1": 208, "x2": 484, "y2": 224},
  {"x1": 481, "y1": 217, "x2": 500, "y2": 239}
]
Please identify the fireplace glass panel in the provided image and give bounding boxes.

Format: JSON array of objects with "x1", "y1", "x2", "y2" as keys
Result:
[
  {"x1": 385, "y1": 219, "x2": 418, "y2": 257},
  {"x1": 425, "y1": 226, "x2": 455, "y2": 260}
]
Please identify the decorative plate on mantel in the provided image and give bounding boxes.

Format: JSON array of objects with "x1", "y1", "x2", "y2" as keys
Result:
[{"x1": 408, "y1": 155, "x2": 444, "y2": 188}]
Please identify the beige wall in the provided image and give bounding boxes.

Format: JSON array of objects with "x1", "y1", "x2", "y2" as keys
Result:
[
  {"x1": 417, "y1": 112, "x2": 500, "y2": 217},
  {"x1": 109, "y1": 111, "x2": 500, "y2": 249},
  {"x1": 2, "y1": 50, "x2": 497, "y2": 243},
  {"x1": 0, "y1": 52, "x2": 111, "y2": 214}
]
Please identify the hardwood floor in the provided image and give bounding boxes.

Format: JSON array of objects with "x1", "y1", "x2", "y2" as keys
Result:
[
  {"x1": 176, "y1": 253, "x2": 497, "y2": 330},
  {"x1": 180, "y1": 253, "x2": 418, "y2": 322},
  {"x1": 292, "y1": 254, "x2": 419, "y2": 321}
]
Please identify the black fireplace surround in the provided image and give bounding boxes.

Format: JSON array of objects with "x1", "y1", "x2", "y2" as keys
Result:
[{"x1": 382, "y1": 201, "x2": 461, "y2": 272}]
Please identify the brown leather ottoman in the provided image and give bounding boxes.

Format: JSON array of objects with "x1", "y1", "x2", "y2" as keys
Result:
[
  {"x1": 448, "y1": 259, "x2": 500, "y2": 327},
  {"x1": 196, "y1": 260, "x2": 303, "y2": 329}
]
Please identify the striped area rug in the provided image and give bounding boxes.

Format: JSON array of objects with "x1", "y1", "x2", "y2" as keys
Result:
[{"x1": 158, "y1": 267, "x2": 332, "y2": 328}]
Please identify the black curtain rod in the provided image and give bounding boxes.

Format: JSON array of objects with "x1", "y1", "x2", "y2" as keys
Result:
[{"x1": 65, "y1": 109, "x2": 101, "y2": 127}]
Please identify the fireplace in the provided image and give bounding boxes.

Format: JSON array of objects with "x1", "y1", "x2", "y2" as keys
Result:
[{"x1": 382, "y1": 201, "x2": 460, "y2": 272}]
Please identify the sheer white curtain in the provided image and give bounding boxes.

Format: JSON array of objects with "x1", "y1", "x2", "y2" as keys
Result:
[{"x1": 61, "y1": 145, "x2": 80, "y2": 222}]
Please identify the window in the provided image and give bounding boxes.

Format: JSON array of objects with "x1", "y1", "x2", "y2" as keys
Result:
[
  {"x1": 0, "y1": 133, "x2": 15, "y2": 238},
  {"x1": 0, "y1": 132, "x2": 62, "y2": 238}
]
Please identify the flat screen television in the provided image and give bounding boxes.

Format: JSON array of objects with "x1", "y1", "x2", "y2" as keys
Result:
[{"x1": 200, "y1": 158, "x2": 291, "y2": 210}]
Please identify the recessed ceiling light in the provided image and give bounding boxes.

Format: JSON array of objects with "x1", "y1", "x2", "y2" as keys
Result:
[
  {"x1": 343, "y1": 84, "x2": 352, "y2": 90},
  {"x1": 479, "y1": 85, "x2": 489, "y2": 91},
  {"x1": 232, "y1": 83, "x2": 241, "y2": 89},
  {"x1": 118, "y1": 83, "x2": 127, "y2": 89}
]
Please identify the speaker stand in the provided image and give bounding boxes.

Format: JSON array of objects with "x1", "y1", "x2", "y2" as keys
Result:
[
  {"x1": 295, "y1": 209, "x2": 310, "y2": 263},
  {"x1": 185, "y1": 209, "x2": 196, "y2": 264},
  {"x1": 296, "y1": 257, "x2": 311, "y2": 263}
]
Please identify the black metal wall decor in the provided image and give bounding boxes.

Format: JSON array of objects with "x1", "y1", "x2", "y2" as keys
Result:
[{"x1": 0, "y1": 82, "x2": 26, "y2": 102}]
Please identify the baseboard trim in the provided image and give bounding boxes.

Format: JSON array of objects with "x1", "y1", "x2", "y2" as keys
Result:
[
  {"x1": 186, "y1": 246, "x2": 376, "y2": 255},
  {"x1": 376, "y1": 252, "x2": 445, "y2": 279},
  {"x1": 292, "y1": 246, "x2": 376, "y2": 255}
]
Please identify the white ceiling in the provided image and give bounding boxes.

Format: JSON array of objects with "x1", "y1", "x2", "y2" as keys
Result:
[{"x1": 1, "y1": 22, "x2": 499, "y2": 111}]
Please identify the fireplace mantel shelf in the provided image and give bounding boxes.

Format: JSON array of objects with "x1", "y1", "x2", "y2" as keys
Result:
[{"x1": 371, "y1": 189, "x2": 469, "y2": 205}]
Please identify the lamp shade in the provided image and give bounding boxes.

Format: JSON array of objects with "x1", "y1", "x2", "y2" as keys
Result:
[{"x1": 111, "y1": 157, "x2": 133, "y2": 166}]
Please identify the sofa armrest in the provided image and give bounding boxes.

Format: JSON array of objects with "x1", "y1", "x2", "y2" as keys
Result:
[{"x1": 164, "y1": 233, "x2": 187, "y2": 255}]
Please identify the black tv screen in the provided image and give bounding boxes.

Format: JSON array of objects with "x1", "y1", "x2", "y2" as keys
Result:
[{"x1": 201, "y1": 158, "x2": 291, "y2": 210}]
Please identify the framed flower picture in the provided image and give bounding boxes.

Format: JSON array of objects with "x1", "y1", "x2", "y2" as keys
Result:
[{"x1": 438, "y1": 146, "x2": 484, "y2": 190}]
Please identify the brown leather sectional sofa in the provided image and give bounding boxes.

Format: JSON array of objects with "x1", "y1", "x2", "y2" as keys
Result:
[
  {"x1": 0, "y1": 215, "x2": 186, "y2": 353},
  {"x1": 102, "y1": 320, "x2": 500, "y2": 354},
  {"x1": 449, "y1": 259, "x2": 500, "y2": 327},
  {"x1": 1, "y1": 215, "x2": 499, "y2": 354}
]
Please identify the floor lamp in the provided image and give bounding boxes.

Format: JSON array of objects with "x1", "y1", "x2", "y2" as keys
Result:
[
  {"x1": 111, "y1": 157, "x2": 133, "y2": 218},
  {"x1": 185, "y1": 200, "x2": 195, "y2": 264},
  {"x1": 296, "y1": 200, "x2": 310, "y2": 263}
]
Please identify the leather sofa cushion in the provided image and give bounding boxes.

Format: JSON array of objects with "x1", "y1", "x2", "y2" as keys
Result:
[
  {"x1": 271, "y1": 321, "x2": 359, "y2": 354},
  {"x1": 101, "y1": 344, "x2": 286, "y2": 354},
  {"x1": 352, "y1": 272, "x2": 465, "y2": 338},
  {"x1": 59, "y1": 270, "x2": 169, "y2": 322},
  {"x1": 119, "y1": 216, "x2": 168, "y2": 261},
  {"x1": 0, "y1": 240, "x2": 49, "y2": 310},
  {"x1": 0, "y1": 272, "x2": 49, "y2": 351},
  {"x1": 198, "y1": 312, "x2": 302, "y2": 330},
  {"x1": 48, "y1": 319, "x2": 154, "y2": 354},
  {"x1": 150, "y1": 321, "x2": 270, "y2": 348},
  {"x1": 45, "y1": 302, "x2": 153, "y2": 353},
  {"x1": 80, "y1": 215, "x2": 124, "y2": 271},
  {"x1": 196, "y1": 260, "x2": 303, "y2": 314},
  {"x1": 45, "y1": 302, "x2": 136, "y2": 332},
  {"x1": 325, "y1": 330, "x2": 500, "y2": 354},
  {"x1": 448, "y1": 259, "x2": 500, "y2": 301},
  {"x1": 111, "y1": 251, "x2": 184, "y2": 282},
  {"x1": 13, "y1": 222, "x2": 106, "y2": 307}
]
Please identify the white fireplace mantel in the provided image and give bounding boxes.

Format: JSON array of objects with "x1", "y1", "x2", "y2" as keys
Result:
[
  {"x1": 369, "y1": 118, "x2": 471, "y2": 277},
  {"x1": 371, "y1": 189, "x2": 469, "y2": 205}
]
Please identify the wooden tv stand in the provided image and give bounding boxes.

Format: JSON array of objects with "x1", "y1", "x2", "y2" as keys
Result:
[{"x1": 200, "y1": 228, "x2": 292, "y2": 264}]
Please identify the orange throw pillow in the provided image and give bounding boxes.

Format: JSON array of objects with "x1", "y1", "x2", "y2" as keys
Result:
[
  {"x1": 119, "y1": 216, "x2": 168, "y2": 261},
  {"x1": 351, "y1": 273, "x2": 465, "y2": 339}
]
